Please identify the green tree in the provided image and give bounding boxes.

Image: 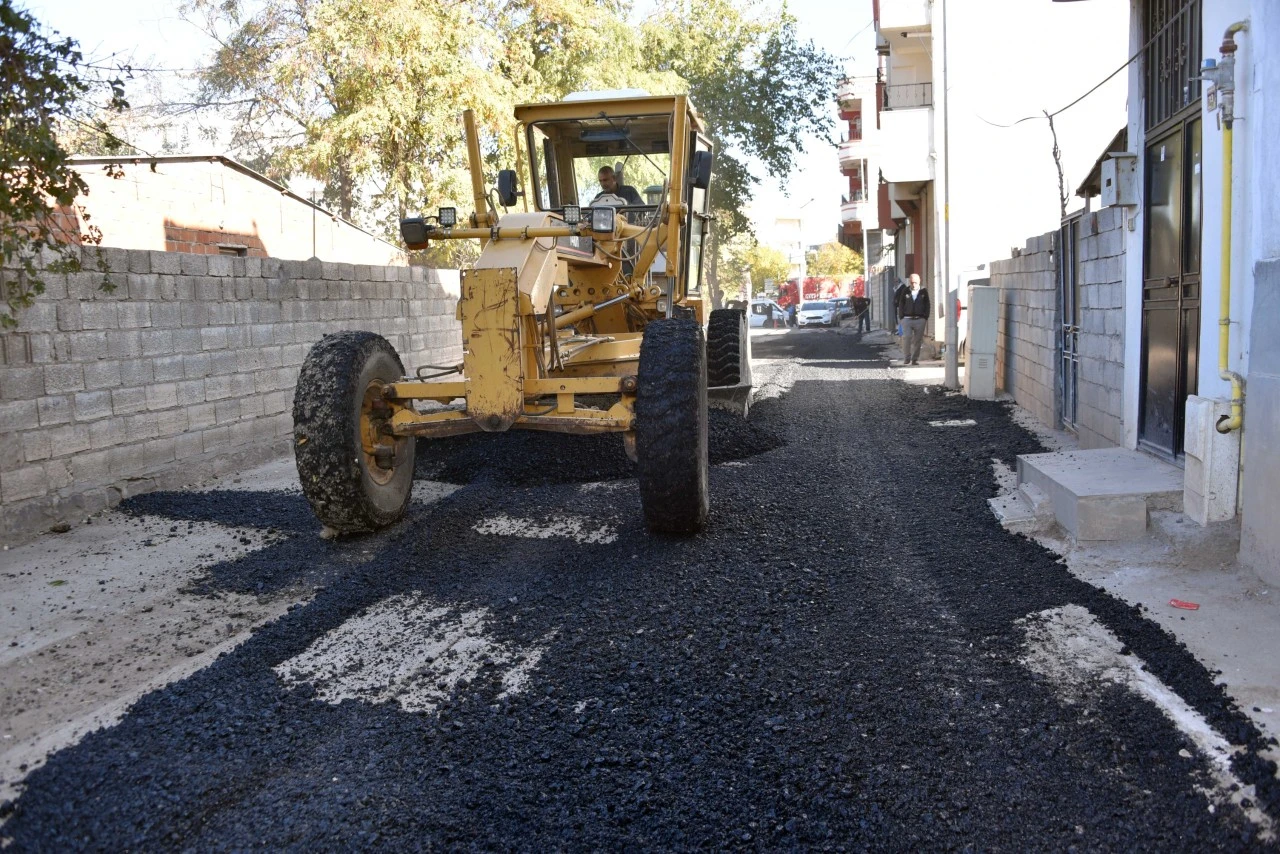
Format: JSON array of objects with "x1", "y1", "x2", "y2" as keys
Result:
[
  {"x1": 0, "y1": 0, "x2": 128, "y2": 327},
  {"x1": 716, "y1": 227, "x2": 755, "y2": 301},
  {"x1": 805, "y1": 241, "x2": 863, "y2": 277},
  {"x1": 746, "y1": 244, "x2": 789, "y2": 296}
]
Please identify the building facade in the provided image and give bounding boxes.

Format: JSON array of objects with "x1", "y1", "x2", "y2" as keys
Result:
[{"x1": 61, "y1": 156, "x2": 406, "y2": 266}]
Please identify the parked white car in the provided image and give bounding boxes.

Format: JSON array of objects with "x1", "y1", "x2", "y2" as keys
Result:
[
  {"x1": 797, "y1": 300, "x2": 838, "y2": 328},
  {"x1": 748, "y1": 299, "x2": 788, "y2": 329}
]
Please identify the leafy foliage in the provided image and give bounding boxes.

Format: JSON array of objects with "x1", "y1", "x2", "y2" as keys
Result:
[
  {"x1": 185, "y1": 0, "x2": 838, "y2": 262},
  {"x1": 745, "y1": 243, "x2": 790, "y2": 296},
  {"x1": 0, "y1": 0, "x2": 128, "y2": 327},
  {"x1": 805, "y1": 241, "x2": 863, "y2": 277}
]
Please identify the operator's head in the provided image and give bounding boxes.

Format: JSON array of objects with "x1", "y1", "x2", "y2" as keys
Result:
[
  {"x1": 909, "y1": 273, "x2": 921, "y2": 290},
  {"x1": 598, "y1": 166, "x2": 618, "y2": 194}
]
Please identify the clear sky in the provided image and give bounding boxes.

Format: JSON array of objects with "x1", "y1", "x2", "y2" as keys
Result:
[{"x1": 25, "y1": 0, "x2": 1127, "y2": 264}]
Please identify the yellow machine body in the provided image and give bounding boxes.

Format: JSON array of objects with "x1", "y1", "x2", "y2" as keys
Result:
[{"x1": 387, "y1": 94, "x2": 715, "y2": 445}]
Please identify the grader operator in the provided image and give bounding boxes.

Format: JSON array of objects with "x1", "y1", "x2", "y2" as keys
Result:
[{"x1": 291, "y1": 94, "x2": 750, "y2": 536}]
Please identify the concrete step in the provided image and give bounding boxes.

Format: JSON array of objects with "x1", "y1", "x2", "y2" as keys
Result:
[
  {"x1": 987, "y1": 493, "x2": 1042, "y2": 535},
  {"x1": 1016, "y1": 448, "x2": 1184, "y2": 542}
]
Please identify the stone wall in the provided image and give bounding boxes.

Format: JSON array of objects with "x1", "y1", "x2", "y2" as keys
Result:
[
  {"x1": 0, "y1": 247, "x2": 461, "y2": 544},
  {"x1": 990, "y1": 232, "x2": 1058, "y2": 429},
  {"x1": 989, "y1": 207, "x2": 1126, "y2": 445}
]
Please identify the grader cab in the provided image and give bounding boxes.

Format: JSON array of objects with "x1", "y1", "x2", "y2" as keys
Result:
[{"x1": 292, "y1": 94, "x2": 751, "y2": 536}]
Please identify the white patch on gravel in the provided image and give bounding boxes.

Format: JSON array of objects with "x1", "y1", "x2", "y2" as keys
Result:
[
  {"x1": 929, "y1": 418, "x2": 977, "y2": 427},
  {"x1": 579, "y1": 480, "x2": 631, "y2": 493},
  {"x1": 274, "y1": 593, "x2": 551, "y2": 714},
  {"x1": 472, "y1": 515, "x2": 617, "y2": 544},
  {"x1": 1019, "y1": 605, "x2": 1276, "y2": 838},
  {"x1": 411, "y1": 480, "x2": 463, "y2": 505}
]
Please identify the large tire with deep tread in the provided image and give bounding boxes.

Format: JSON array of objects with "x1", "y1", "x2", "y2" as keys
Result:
[
  {"x1": 636, "y1": 319, "x2": 709, "y2": 534},
  {"x1": 706, "y1": 308, "x2": 747, "y2": 387},
  {"x1": 293, "y1": 331, "x2": 415, "y2": 534}
]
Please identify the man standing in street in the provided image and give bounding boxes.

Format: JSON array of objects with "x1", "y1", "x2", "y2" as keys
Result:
[{"x1": 895, "y1": 273, "x2": 930, "y2": 365}]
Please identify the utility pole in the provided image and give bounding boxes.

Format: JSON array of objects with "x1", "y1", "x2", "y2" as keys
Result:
[{"x1": 942, "y1": 0, "x2": 959, "y2": 389}]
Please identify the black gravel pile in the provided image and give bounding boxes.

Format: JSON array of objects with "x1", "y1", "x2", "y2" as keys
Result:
[
  {"x1": 416, "y1": 408, "x2": 783, "y2": 485},
  {"x1": 4, "y1": 331, "x2": 1278, "y2": 850}
]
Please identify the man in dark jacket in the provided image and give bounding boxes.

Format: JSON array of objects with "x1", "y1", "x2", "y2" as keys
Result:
[{"x1": 895, "y1": 273, "x2": 930, "y2": 365}]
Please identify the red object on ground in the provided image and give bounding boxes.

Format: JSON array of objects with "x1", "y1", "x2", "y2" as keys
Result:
[{"x1": 1169, "y1": 599, "x2": 1201, "y2": 610}]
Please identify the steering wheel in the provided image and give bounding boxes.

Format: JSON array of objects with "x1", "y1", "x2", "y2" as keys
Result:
[{"x1": 592, "y1": 193, "x2": 628, "y2": 207}]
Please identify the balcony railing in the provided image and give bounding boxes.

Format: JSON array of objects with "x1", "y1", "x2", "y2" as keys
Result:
[{"x1": 883, "y1": 82, "x2": 932, "y2": 110}]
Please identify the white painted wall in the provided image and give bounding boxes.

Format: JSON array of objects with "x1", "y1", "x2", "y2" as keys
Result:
[{"x1": 1121, "y1": 0, "x2": 1146, "y2": 450}]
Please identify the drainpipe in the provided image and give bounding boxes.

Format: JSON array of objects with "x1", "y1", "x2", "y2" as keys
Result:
[{"x1": 1209, "y1": 22, "x2": 1248, "y2": 433}]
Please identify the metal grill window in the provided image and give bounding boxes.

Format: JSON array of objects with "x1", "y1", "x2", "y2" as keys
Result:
[
  {"x1": 883, "y1": 83, "x2": 933, "y2": 110},
  {"x1": 1144, "y1": 0, "x2": 1201, "y2": 130}
]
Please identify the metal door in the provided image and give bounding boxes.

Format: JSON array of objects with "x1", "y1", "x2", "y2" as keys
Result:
[
  {"x1": 1057, "y1": 218, "x2": 1081, "y2": 430},
  {"x1": 1139, "y1": 117, "x2": 1201, "y2": 456}
]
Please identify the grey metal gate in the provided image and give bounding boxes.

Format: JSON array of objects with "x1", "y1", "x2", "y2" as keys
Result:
[{"x1": 1056, "y1": 219, "x2": 1081, "y2": 430}]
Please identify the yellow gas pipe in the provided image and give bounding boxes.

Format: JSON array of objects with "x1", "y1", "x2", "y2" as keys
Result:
[{"x1": 1215, "y1": 22, "x2": 1248, "y2": 434}]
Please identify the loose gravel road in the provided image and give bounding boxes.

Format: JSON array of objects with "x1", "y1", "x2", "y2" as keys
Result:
[{"x1": 3, "y1": 327, "x2": 1278, "y2": 851}]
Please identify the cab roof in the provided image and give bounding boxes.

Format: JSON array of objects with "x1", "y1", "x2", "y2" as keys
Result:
[{"x1": 513, "y1": 94, "x2": 706, "y2": 133}]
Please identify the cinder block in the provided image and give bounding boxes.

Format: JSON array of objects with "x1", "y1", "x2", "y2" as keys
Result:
[
  {"x1": 68, "y1": 331, "x2": 110, "y2": 362},
  {"x1": 107, "y1": 443, "x2": 148, "y2": 477},
  {"x1": 176, "y1": 378, "x2": 205, "y2": 405},
  {"x1": 204, "y1": 375, "x2": 232, "y2": 400},
  {"x1": 111, "y1": 385, "x2": 148, "y2": 415},
  {"x1": 127, "y1": 274, "x2": 161, "y2": 300},
  {"x1": 1, "y1": 366, "x2": 45, "y2": 400},
  {"x1": 145, "y1": 383, "x2": 179, "y2": 411},
  {"x1": 210, "y1": 350, "x2": 238, "y2": 376},
  {"x1": 2, "y1": 464, "x2": 48, "y2": 502},
  {"x1": 179, "y1": 254, "x2": 208, "y2": 276},
  {"x1": 88, "y1": 418, "x2": 126, "y2": 449},
  {"x1": 175, "y1": 431, "x2": 203, "y2": 460},
  {"x1": 201, "y1": 425, "x2": 232, "y2": 452},
  {"x1": 74, "y1": 390, "x2": 113, "y2": 421},
  {"x1": 244, "y1": 257, "x2": 262, "y2": 278},
  {"x1": 45, "y1": 457, "x2": 73, "y2": 491},
  {"x1": 171, "y1": 328, "x2": 201, "y2": 354},
  {"x1": 150, "y1": 252, "x2": 183, "y2": 274},
  {"x1": 151, "y1": 355, "x2": 185, "y2": 382},
  {"x1": 44, "y1": 363, "x2": 85, "y2": 395},
  {"x1": 123, "y1": 412, "x2": 159, "y2": 440},
  {"x1": 83, "y1": 360, "x2": 123, "y2": 389},
  {"x1": 151, "y1": 302, "x2": 181, "y2": 328},
  {"x1": 71, "y1": 449, "x2": 111, "y2": 483},
  {"x1": 56, "y1": 301, "x2": 82, "y2": 331},
  {"x1": 35, "y1": 395, "x2": 70, "y2": 426},
  {"x1": 47, "y1": 423, "x2": 91, "y2": 456},
  {"x1": 207, "y1": 254, "x2": 234, "y2": 277},
  {"x1": 80, "y1": 302, "x2": 118, "y2": 330},
  {"x1": 22, "y1": 431, "x2": 51, "y2": 462},
  {"x1": 201, "y1": 327, "x2": 228, "y2": 351},
  {"x1": 187, "y1": 402, "x2": 216, "y2": 430},
  {"x1": 140, "y1": 329, "x2": 174, "y2": 357},
  {"x1": 116, "y1": 302, "x2": 152, "y2": 330},
  {"x1": 107, "y1": 330, "x2": 143, "y2": 359},
  {"x1": 155, "y1": 397, "x2": 189, "y2": 431},
  {"x1": 119, "y1": 358, "x2": 152, "y2": 386}
]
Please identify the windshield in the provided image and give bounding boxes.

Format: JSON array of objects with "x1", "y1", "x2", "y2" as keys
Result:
[
  {"x1": 527, "y1": 115, "x2": 672, "y2": 211},
  {"x1": 801, "y1": 301, "x2": 831, "y2": 311}
]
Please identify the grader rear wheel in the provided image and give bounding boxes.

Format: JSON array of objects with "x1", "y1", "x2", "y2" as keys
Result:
[
  {"x1": 706, "y1": 308, "x2": 748, "y2": 387},
  {"x1": 635, "y1": 318, "x2": 709, "y2": 534},
  {"x1": 293, "y1": 331, "x2": 415, "y2": 534}
]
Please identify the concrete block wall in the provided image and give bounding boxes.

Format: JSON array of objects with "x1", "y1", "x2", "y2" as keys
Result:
[
  {"x1": 0, "y1": 247, "x2": 462, "y2": 544},
  {"x1": 990, "y1": 231, "x2": 1058, "y2": 429},
  {"x1": 1072, "y1": 207, "x2": 1126, "y2": 449},
  {"x1": 988, "y1": 209, "x2": 1127, "y2": 444}
]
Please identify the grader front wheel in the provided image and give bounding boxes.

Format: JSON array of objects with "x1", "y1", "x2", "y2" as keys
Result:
[
  {"x1": 293, "y1": 331, "x2": 416, "y2": 534},
  {"x1": 636, "y1": 318, "x2": 710, "y2": 534}
]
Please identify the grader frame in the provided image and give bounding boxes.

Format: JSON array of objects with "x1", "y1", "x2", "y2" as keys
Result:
[{"x1": 292, "y1": 94, "x2": 749, "y2": 535}]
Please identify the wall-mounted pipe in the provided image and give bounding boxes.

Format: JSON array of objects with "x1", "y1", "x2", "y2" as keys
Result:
[{"x1": 1213, "y1": 21, "x2": 1249, "y2": 434}]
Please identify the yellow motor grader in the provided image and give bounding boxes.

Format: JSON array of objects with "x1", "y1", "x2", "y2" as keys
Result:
[{"x1": 292, "y1": 93, "x2": 750, "y2": 535}]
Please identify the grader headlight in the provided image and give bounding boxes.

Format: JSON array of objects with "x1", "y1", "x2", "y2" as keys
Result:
[
  {"x1": 562, "y1": 205, "x2": 581, "y2": 225},
  {"x1": 437, "y1": 207, "x2": 457, "y2": 227},
  {"x1": 400, "y1": 217, "x2": 430, "y2": 246},
  {"x1": 591, "y1": 206, "x2": 615, "y2": 234}
]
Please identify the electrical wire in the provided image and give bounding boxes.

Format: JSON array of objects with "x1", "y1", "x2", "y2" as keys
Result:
[{"x1": 976, "y1": 6, "x2": 1196, "y2": 129}]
